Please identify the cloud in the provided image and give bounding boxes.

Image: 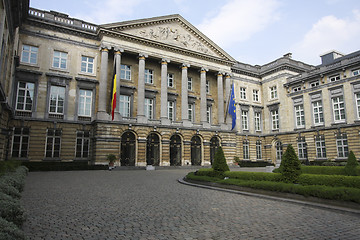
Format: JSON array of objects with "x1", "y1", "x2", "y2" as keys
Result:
[
  {"x1": 197, "y1": 0, "x2": 280, "y2": 48},
  {"x1": 293, "y1": 10, "x2": 360, "y2": 64},
  {"x1": 74, "y1": 0, "x2": 144, "y2": 24}
]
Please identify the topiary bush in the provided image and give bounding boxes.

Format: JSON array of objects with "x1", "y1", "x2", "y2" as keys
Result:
[
  {"x1": 279, "y1": 144, "x2": 302, "y2": 183},
  {"x1": 345, "y1": 151, "x2": 359, "y2": 176},
  {"x1": 212, "y1": 146, "x2": 230, "y2": 172},
  {"x1": 0, "y1": 217, "x2": 26, "y2": 240}
]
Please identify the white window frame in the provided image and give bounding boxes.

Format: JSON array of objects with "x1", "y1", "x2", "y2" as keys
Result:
[
  {"x1": 329, "y1": 74, "x2": 340, "y2": 82},
  {"x1": 75, "y1": 130, "x2": 90, "y2": 159},
  {"x1": 15, "y1": 81, "x2": 34, "y2": 112},
  {"x1": 352, "y1": 69, "x2": 360, "y2": 76},
  {"x1": 187, "y1": 77, "x2": 192, "y2": 91},
  {"x1": 241, "y1": 110, "x2": 248, "y2": 130},
  {"x1": 78, "y1": 89, "x2": 92, "y2": 117},
  {"x1": 120, "y1": 64, "x2": 131, "y2": 80},
  {"x1": 145, "y1": 98, "x2": 154, "y2": 119},
  {"x1": 356, "y1": 93, "x2": 360, "y2": 119},
  {"x1": 270, "y1": 86, "x2": 277, "y2": 99},
  {"x1": 315, "y1": 135, "x2": 326, "y2": 159},
  {"x1": 332, "y1": 96, "x2": 346, "y2": 122},
  {"x1": 21, "y1": 45, "x2": 38, "y2": 64},
  {"x1": 80, "y1": 56, "x2": 94, "y2": 74},
  {"x1": 240, "y1": 87, "x2": 247, "y2": 100},
  {"x1": 11, "y1": 127, "x2": 30, "y2": 158},
  {"x1": 310, "y1": 80, "x2": 319, "y2": 88},
  {"x1": 45, "y1": 128, "x2": 61, "y2": 158},
  {"x1": 276, "y1": 142, "x2": 282, "y2": 160},
  {"x1": 295, "y1": 104, "x2": 305, "y2": 128},
  {"x1": 292, "y1": 85, "x2": 301, "y2": 92},
  {"x1": 312, "y1": 100, "x2": 324, "y2": 125},
  {"x1": 256, "y1": 140, "x2": 262, "y2": 160},
  {"x1": 188, "y1": 103, "x2": 194, "y2": 122},
  {"x1": 253, "y1": 89, "x2": 259, "y2": 102},
  {"x1": 145, "y1": 68, "x2": 154, "y2": 84},
  {"x1": 167, "y1": 73, "x2": 174, "y2": 88},
  {"x1": 206, "y1": 105, "x2": 211, "y2": 124},
  {"x1": 119, "y1": 95, "x2": 131, "y2": 117},
  {"x1": 243, "y1": 140, "x2": 249, "y2": 160},
  {"x1": 271, "y1": 109, "x2": 279, "y2": 130},
  {"x1": 336, "y1": 133, "x2": 348, "y2": 158},
  {"x1": 49, "y1": 86, "x2": 65, "y2": 115},
  {"x1": 206, "y1": 80, "x2": 210, "y2": 94},
  {"x1": 167, "y1": 101, "x2": 175, "y2": 121},
  {"x1": 254, "y1": 112, "x2": 261, "y2": 131},
  {"x1": 297, "y1": 139, "x2": 307, "y2": 159},
  {"x1": 52, "y1": 50, "x2": 68, "y2": 69}
]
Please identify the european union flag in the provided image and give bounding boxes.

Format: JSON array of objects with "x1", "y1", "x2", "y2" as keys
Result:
[{"x1": 228, "y1": 84, "x2": 236, "y2": 130}]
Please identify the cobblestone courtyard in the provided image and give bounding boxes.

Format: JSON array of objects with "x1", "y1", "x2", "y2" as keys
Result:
[{"x1": 21, "y1": 169, "x2": 360, "y2": 240}]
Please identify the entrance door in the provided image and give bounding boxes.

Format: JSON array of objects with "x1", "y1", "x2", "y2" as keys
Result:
[
  {"x1": 146, "y1": 133, "x2": 160, "y2": 166},
  {"x1": 210, "y1": 136, "x2": 220, "y2": 165},
  {"x1": 120, "y1": 132, "x2": 136, "y2": 166},
  {"x1": 191, "y1": 136, "x2": 202, "y2": 166},
  {"x1": 170, "y1": 135, "x2": 182, "y2": 166}
]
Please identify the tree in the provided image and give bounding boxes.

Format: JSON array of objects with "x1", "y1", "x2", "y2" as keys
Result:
[
  {"x1": 212, "y1": 146, "x2": 230, "y2": 172},
  {"x1": 344, "y1": 151, "x2": 359, "y2": 176},
  {"x1": 279, "y1": 144, "x2": 302, "y2": 183}
]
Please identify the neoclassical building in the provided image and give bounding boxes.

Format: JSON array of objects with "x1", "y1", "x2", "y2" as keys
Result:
[{"x1": 1, "y1": 1, "x2": 360, "y2": 166}]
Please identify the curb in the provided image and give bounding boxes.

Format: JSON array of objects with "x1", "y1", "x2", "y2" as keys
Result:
[{"x1": 178, "y1": 177, "x2": 360, "y2": 215}]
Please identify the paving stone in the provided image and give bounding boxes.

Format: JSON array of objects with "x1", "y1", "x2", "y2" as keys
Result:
[{"x1": 21, "y1": 169, "x2": 360, "y2": 239}]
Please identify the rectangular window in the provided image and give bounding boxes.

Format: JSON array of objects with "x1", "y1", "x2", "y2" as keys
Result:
[
  {"x1": 145, "y1": 69, "x2": 153, "y2": 84},
  {"x1": 167, "y1": 73, "x2": 174, "y2": 88},
  {"x1": 188, "y1": 104, "x2": 194, "y2": 122},
  {"x1": 256, "y1": 140, "x2": 262, "y2": 160},
  {"x1": 253, "y1": 89, "x2": 259, "y2": 102},
  {"x1": 78, "y1": 89, "x2": 92, "y2": 117},
  {"x1": 271, "y1": 109, "x2": 279, "y2": 130},
  {"x1": 329, "y1": 74, "x2": 340, "y2": 82},
  {"x1": 21, "y1": 45, "x2": 38, "y2": 64},
  {"x1": 292, "y1": 86, "x2": 301, "y2": 92},
  {"x1": 207, "y1": 105, "x2": 211, "y2": 124},
  {"x1": 45, "y1": 128, "x2": 62, "y2": 158},
  {"x1": 120, "y1": 64, "x2": 131, "y2": 80},
  {"x1": 53, "y1": 51, "x2": 67, "y2": 69},
  {"x1": 11, "y1": 127, "x2": 30, "y2": 158},
  {"x1": 270, "y1": 86, "x2": 277, "y2": 99},
  {"x1": 297, "y1": 138, "x2": 307, "y2": 159},
  {"x1": 241, "y1": 110, "x2": 248, "y2": 130},
  {"x1": 80, "y1": 56, "x2": 94, "y2": 74},
  {"x1": 76, "y1": 131, "x2": 90, "y2": 159},
  {"x1": 145, "y1": 98, "x2": 154, "y2": 119},
  {"x1": 310, "y1": 80, "x2": 319, "y2": 88},
  {"x1": 187, "y1": 77, "x2": 192, "y2": 91},
  {"x1": 49, "y1": 86, "x2": 65, "y2": 114},
  {"x1": 312, "y1": 100, "x2": 324, "y2": 125},
  {"x1": 352, "y1": 69, "x2": 360, "y2": 76},
  {"x1": 295, "y1": 105, "x2": 305, "y2": 128},
  {"x1": 356, "y1": 93, "x2": 360, "y2": 119},
  {"x1": 315, "y1": 135, "x2": 326, "y2": 159},
  {"x1": 206, "y1": 80, "x2": 210, "y2": 94},
  {"x1": 119, "y1": 95, "x2": 131, "y2": 117},
  {"x1": 332, "y1": 96, "x2": 346, "y2": 122},
  {"x1": 255, "y1": 112, "x2": 261, "y2": 131},
  {"x1": 336, "y1": 133, "x2": 348, "y2": 158},
  {"x1": 243, "y1": 141, "x2": 249, "y2": 160},
  {"x1": 240, "y1": 87, "x2": 246, "y2": 100},
  {"x1": 168, "y1": 101, "x2": 174, "y2": 121},
  {"x1": 16, "y1": 82, "x2": 34, "y2": 111}
]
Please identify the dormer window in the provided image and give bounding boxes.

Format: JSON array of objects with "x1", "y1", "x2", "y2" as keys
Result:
[{"x1": 329, "y1": 74, "x2": 340, "y2": 82}]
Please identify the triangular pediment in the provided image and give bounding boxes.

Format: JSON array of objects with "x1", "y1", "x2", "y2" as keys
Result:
[{"x1": 101, "y1": 15, "x2": 235, "y2": 62}]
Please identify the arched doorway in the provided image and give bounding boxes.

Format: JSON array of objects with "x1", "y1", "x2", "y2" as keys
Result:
[
  {"x1": 170, "y1": 134, "x2": 182, "y2": 166},
  {"x1": 210, "y1": 136, "x2": 220, "y2": 165},
  {"x1": 146, "y1": 133, "x2": 160, "y2": 166},
  {"x1": 120, "y1": 131, "x2": 136, "y2": 166},
  {"x1": 191, "y1": 135, "x2": 202, "y2": 166}
]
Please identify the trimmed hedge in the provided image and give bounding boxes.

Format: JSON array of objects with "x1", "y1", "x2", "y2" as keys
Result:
[
  {"x1": 237, "y1": 161, "x2": 274, "y2": 167},
  {"x1": 300, "y1": 166, "x2": 360, "y2": 176},
  {"x1": 0, "y1": 199, "x2": 26, "y2": 227},
  {"x1": 21, "y1": 161, "x2": 108, "y2": 171},
  {"x1": 298, "y1": 174, "x2": 360, "y2": 189},
  {"x1": 0, "y1": 217, "x2": 26, "y2": 240},
  {"x1": 224, "y1": 171, "x2": 282, "y2": 182},
  {"x1": 196, "y1": 168, "x2": 224, "y2": 178}
]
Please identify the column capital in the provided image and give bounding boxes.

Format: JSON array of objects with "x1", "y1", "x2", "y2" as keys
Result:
[
  {"x1": 114, "y1": 48, "x2": 124, "y2": 54},
  {"x1": 200, "y1": 67, "x2": 208, "y2": 73},
  {"x1": 217, "y1": 71, "x2": 225, "y2": 77},
  {"x1": 99, "y1": 43, "x2": 111, "y2": 51},
  {"x1": 225, "y1": 73, "x2": 232, "y2": 78},
  {"x1": 139, "y1": 53, "x2": 148, "y2": 59},
  {"x1": 161, "y1": 58, "x2": 170, "y2": 64},
  {"x1": 182, "y1": 63, "x2": 190, "y2": 69}
]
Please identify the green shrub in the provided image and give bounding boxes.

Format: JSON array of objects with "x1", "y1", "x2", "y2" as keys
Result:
[
  {"x1": 0, "y1": 217, "x2": 26, "y2": 240},
  {"x1": 0, "y1": 199, "x2": 26, "y2": 227},
  {"x1": 212, "y1": 146, "x2": 229, "y2": 172},
  {"x1": 237, "y1": 161, "x2": 274, "y2": 167},
  {"x1": 224, "y1": 171, "x2": 282, "y2": 182},
  {"x1": 301, "y1": 166, "x2": 360, "y2": 175},
  {"x1": 298, "y1": 174, "x2": 360, "y2": 188},
  {"x1": 279, "y1": 145, "x2": 302, "y2": 183},
  {"x1": 0, "y1": 180, "x2": 21, "y2": 199},
  {"x1": 0, "y1": 192, "x2": 13, "y2": 202},
  {"x1": 1, "y1": 167, "x2": 28, "y2": 193},
  {"x1": 345, "y1": 151, "x2": 359, "y2": 176},
  {"x1": 186, "y1": 172, "x2": 222, "y2": 182},
  {"x1": 0, "y1": 161, "x2": 21, "y2": 176},
  {"x1": 196, "y1": 168, "x2": 225, "y2": 178}
]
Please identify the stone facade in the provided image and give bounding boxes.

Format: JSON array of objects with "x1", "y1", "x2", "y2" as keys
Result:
[{"x1": 1, "y1": 4, "x2": 360, "y2": 166}]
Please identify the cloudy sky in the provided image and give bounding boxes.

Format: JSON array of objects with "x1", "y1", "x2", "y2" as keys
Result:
[{"x1": 30, "y1": 0, "x2": 360, "y2": 66}]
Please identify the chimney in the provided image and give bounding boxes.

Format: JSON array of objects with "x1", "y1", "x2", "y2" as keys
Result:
[{"x1": 320, "y1": 50, "x2": 344, "y2": 65}]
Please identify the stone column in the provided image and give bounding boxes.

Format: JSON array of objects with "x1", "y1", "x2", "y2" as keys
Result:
[
  {"x1": 97, "y1": 46, "x2": 110, "y2": 120},
  {"x1": 217, "y1": 72, "x2": 224, "y2": 125},
  {"x1": 113, "y1": 49, "x2": 123, "y2": 120},
  {"x1": 161, "y1": 59, "x2": 170, "y2": 125},
  {"x1": 137, "y1": 54, "x2": 147, "y2": 123},
  {"x1": 225, "y1": 74, "x2": 232, "y2": 125},
  {"x1": 200, "y1": 68, "x2": 208, "y2": 126},
  {"x1": 181, "y1": 63, "x2": 190, "y2": 126}
]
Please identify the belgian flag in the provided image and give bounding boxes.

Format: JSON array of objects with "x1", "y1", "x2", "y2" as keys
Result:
[{"x1": 111, "y1": 59, "x2": 117, "y2": 120}]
